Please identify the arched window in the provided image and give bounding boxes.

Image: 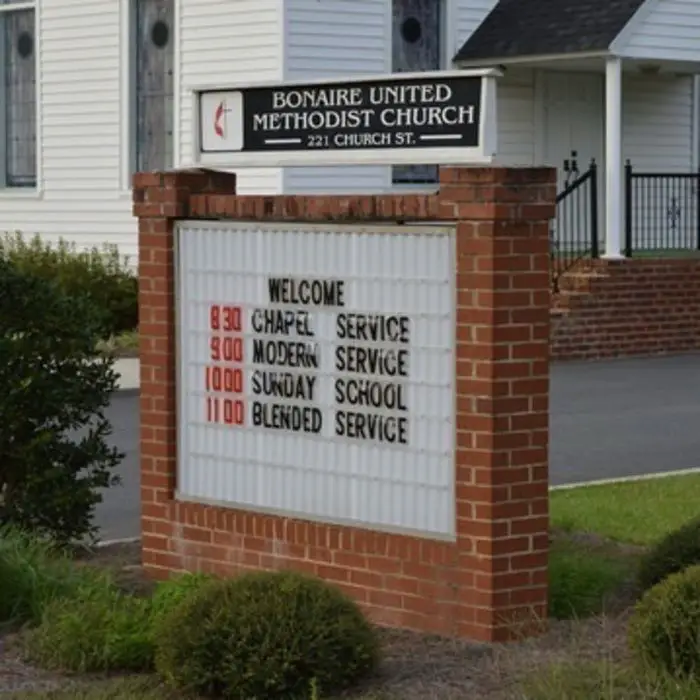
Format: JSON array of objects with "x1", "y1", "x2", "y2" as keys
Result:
[
  {"x1": 392, "y1": 0, "x2": 444, "y2": 186},
  {"x1": 0, "y1": 0, "x2": 37, "y2": 188},
  {"x1": 133, "y1": 0, "x2": 174, "y2": 172}
]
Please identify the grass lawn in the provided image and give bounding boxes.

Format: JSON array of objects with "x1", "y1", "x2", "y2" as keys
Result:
[{"x1": 551, "y1": 473, "x2": 700, "y2": 546}]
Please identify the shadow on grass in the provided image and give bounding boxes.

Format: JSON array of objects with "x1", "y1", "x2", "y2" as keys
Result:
[{"x1": 549, "y1": 534, "x2": 641, "y2": 620}]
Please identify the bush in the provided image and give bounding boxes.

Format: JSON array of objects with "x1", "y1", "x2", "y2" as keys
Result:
[
  {"x1": 23, "y1": 585, "x2": 153, "y2": 673},
  {"x1": 0, "y1": 232, "x2": 137, "y2": 336},
  {"x1": 154, "y1": 570, "x2": 380, "y2": 699},
  {"x1": 0, "y1": 254, "x2": 124, "y2": 544},
  {"x1": 0, "y1": 526, "x2": 113, "y2": 627},
  {"x1": 149, "y1": 572, "x2": 217, "y2": 635},
  {"x1": 637, "y1": 516, "x2": 700, "y2": 592},
  {"x1": 628, "y1": 564, "x2": 700, "y2": 678}
]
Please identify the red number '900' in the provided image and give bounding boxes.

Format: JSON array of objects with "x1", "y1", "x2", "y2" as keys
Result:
[{"x1": 210, "y1": 336, "x2": 243, "y2": 362}]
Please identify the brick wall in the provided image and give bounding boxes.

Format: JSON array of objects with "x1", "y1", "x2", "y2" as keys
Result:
[
  {"x1": 133, "y1": 166, "x2": 556, "y2": 643},
  {"x1": 552, "y1": 258, "x2": 700, "y2": 361}
]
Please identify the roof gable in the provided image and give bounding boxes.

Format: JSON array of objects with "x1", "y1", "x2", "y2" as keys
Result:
[{"x1": 453, "y1": 0, "x2": 648, "y2": 64}]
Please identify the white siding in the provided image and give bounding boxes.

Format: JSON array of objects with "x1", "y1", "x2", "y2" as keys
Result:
[
  {"x1": 452, "y1": 0, "x2": 496, "y2": 62},
  {"x1": 0, "y1": 0, "x2": 284, "y2": 267},
  {"x1": 282, "y1": 0, "x2": 390, "y2": 193},
  {"x1": 179, "y1": 0, "x2": 283, "y2": 194},
  {"x1": 618, "y1": 0, "x2": 700, "y2": 63},
  {"x1": 622, "y1": 75, "x2": 695, "y2": 249},
  {"x1": 453, "y1": 0, "x2": 535, "y2": 166},
  {"x1": 281, "y1": 0, "x2": 505, "y2": 193},
  {"x1": 622, "y1": 75, "x2": 694, "y2": 171},
  {"x1": 0, "y1": 1, "x2": 136, "y2": 257},
  {"x1": 496, "y1": 69, "x2": 536, "y2": 166}
]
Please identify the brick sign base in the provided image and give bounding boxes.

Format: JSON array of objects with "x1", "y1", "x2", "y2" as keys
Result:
[{"x1": 133, "y1": 166, "x2": 555, "y2": 643}]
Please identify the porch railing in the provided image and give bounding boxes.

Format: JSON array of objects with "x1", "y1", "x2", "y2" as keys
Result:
[
  {"x1": 550, "y1": 160, "x2": 599, "y2": 293},
  {"x1": 624, "y1": 162, "x2": 700, "y2": 255}
]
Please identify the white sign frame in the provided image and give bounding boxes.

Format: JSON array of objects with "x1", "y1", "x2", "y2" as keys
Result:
[
  {"x1": 192, "y1": 69, "x2": 500, "y2": 169},
  {"x1": 173, "y1": 220, "x2": 458, "y2": 540}
]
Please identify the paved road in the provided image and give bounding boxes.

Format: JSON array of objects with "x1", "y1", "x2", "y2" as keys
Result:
[
  {"x1": 550, "y1": 354, "x2": 700, "y2": 486},
  {"x1": 95, "y1": 354, "x2": 700, "y2": 540},
  {"x1": 98, "y1": 392, "x2": 140, "y2": 541}
]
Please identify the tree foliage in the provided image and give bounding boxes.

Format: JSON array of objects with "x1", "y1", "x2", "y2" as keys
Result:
[{"x1": 0, "y1": 255, "x2": 123, "y2": 544}]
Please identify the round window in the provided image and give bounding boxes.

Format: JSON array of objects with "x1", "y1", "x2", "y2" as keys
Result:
[
  {"x1": 151, "y1": 20, "x2": 170, "y2": 48},
  {"x1": 401, "y1": 17, "x2": 422, "y2": 44},
  {"x1": 17, "y1": 32, "x2": 33, "y2": 59}
]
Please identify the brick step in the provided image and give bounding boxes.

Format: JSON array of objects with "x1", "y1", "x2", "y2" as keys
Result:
[{"x1": 556, "y1": 271, "x2": 608, "y2": 294}]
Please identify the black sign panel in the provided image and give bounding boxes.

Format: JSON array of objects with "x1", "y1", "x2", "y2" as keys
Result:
[{"x1": 211, "y1": 75, "x2": 482, "y2": 154}]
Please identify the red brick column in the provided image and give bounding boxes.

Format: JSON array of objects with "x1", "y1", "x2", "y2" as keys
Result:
[
  {"x1": 133, "y1": 166, "x2": 554, "y2": 643},
  {"x1": 132, "y1": 170, "x2": 237, "y2": 541},
  {"x1": 439, "y1": 167, "x2": 554, "y2": 636}
]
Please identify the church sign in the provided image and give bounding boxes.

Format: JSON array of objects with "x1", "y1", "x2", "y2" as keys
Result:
[{"x1": 195, "y1": 69, "x2": 499, "y2": 168}]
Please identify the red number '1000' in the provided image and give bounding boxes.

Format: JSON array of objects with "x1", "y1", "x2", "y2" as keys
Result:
[
  {"x1": 210, "y1": 305, "x2": 242, "y2": 332},
  {"x1": 210, "y1": 336, "x2": 244, "y2": 362},
  {"x1": 205, "y1": 366, "x2": 243, "y2": 393},
  {"x1": 207, "y1": 397, "x2": 245, "y2": 425}
]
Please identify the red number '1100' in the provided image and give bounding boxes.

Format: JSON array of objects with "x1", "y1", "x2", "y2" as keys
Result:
[
  {"x1": 207, "y1": 397, "x2": 245, "y2": 425},
  {"x1": 205, "y1": 366, "x2": 243, "y2": 393},
  {"x1": 210, "y1": 336, "x2": 244, "y2": 362}
]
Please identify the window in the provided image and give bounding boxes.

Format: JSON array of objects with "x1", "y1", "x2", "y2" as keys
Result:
[
  {"x1": 0, "y1": 0, "x2": 37, "y2": 188},
  {"x1": 132, "y1": 0, "x2": 174, "y2": 173},
  {"x1": 392, "y1": 0, "x2": 443, "y2": 186}
]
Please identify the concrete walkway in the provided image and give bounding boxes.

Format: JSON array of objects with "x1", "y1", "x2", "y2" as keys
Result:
[{"x1": 115, "y1": 358, "x2": 139, "y2": 392}]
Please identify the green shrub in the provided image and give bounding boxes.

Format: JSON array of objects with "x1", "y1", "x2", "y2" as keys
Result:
[
  {"x1": 154, "y1": 570, "x2": 380, "y2": 699},
  {"x1": 0, "y1": 254, "x2": 123, "y2": 544},
  {"x1": 0, "y1": 526, "x2": 113, "y2": 627},
  {"x1": 628, "y1": 564, "x2": 700, "y2": 678},
  {"x1": 149, "y1": 572, "x2": 216, "y2": 625},
  {"x1": 0, "y1": 232, "x2": 137, "y2": 336},
  {"x1": 23, "y1": 586, "x2": 153, "y2": 673},
  {"x1": 637, "y1": 516, "x2": 700, "y2": 592}
]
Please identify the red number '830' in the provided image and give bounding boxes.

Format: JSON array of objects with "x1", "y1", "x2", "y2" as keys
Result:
[{"x1": 210, "y1": 305, "x2": 242, "y2": 332}]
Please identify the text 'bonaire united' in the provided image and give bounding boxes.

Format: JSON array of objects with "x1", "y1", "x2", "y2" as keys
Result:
[{"x1": 253, "y1": 82, "x2": 475, "y2": 133}]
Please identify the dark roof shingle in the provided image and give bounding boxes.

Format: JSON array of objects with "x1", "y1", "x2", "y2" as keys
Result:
[{"x1": 453, "y1": 0, "x2": 647, "y2": 63}]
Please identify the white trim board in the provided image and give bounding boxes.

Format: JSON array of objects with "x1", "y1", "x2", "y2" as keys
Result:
[{"x1": 550, "y1": 466, "x2": 700, "y2": 492}]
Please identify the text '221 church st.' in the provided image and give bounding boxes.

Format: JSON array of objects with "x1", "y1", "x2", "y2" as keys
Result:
[{"x1": 205, "y1": 277, "x2": 412, "y2": 447}]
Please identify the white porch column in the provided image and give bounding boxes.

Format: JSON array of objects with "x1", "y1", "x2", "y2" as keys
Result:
[{"x1": 604, "y1": 56, "x2": 624, "y2": 258}]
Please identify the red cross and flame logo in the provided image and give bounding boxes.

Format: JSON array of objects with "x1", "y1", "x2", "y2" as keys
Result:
[{"x1": 214, "y1": 100, "x2": 231, "y2": 139}]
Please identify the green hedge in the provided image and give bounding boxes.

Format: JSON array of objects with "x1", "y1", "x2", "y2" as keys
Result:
[{"x1": 0, "y1": 232, "x2": 137, "y2": 336}]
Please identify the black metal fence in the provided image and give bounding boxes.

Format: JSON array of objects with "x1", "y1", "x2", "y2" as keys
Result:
[
  {"x1": 624, "y1": 163, "x2": 700, "y2": 255},
  {"x1": 550, "y1": 160, "x2": 599, "y2": 293}
]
